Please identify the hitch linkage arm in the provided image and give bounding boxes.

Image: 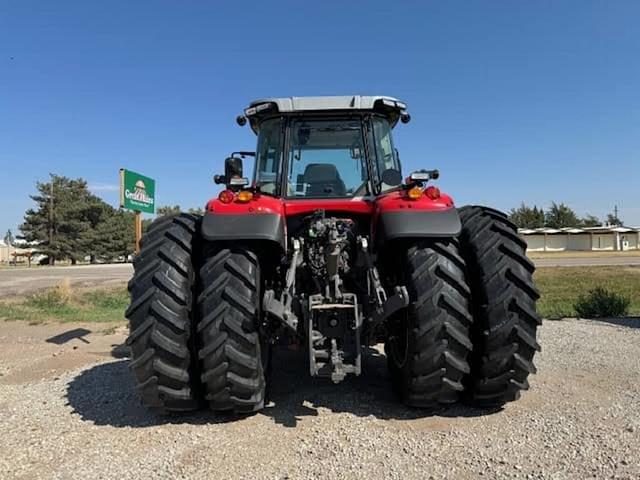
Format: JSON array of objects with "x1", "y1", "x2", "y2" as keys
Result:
[
  {"x1": 263, "y1": 238, "x2": 301, "y2": 332},
  {"x1": 358, "y1": 237, "x2": 410, "y2": 337}
]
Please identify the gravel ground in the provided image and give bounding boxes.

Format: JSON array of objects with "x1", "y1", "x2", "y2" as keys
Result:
[{"x1": 1, "y1": 318, "x2": 639, "y2": 480}]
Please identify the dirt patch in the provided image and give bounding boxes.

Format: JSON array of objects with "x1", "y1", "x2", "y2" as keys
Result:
[{"x1": 0, "y1": 321, "x2": 126, "y2": 384}]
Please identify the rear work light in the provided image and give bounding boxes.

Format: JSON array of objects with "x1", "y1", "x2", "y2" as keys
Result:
[
  {"x1": 218, "y1": 190, "x2": 235, "y2": 204},
  {"x1": 409, "y1": 170, "x2": 440, "y2": 183}
]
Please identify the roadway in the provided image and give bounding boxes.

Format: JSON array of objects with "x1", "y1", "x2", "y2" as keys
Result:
[
  {"x1": 532, "y1": 256, "x2": 640, "y2": 267},
  {"x1": 0, "y1": 264, "x2": 133, "y2": 299},
  {"x1": 1, "y1": 255, "x2": 640, "y2": 299}
]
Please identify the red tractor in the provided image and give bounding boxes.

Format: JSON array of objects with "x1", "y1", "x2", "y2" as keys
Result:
[{"x1": 126, "y1": 96, "x2": 541, "y2": 414}]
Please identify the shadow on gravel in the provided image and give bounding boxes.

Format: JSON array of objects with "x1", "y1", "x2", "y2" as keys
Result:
[
  {"x1": 66, "y1": 360, "x2": 221, "y2": 427},
  {"x1": 66, "y1": 347, "x2": 500, "y2": 428},
  {"x1": 261, "y1": 347, "x2": 501, "y2": 427},
  {"x1": 585, "y1": 317, "x2": 640, "y2": 329}
]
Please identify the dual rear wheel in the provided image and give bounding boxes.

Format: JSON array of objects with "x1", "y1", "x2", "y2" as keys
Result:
[
  {"x1": 125, "y1": 214, "x2": 265, "y2": 414},
  {"x1": 385, "y1": 206, "x2": 542, "y2": 408},
  {"x1": 126, "y1": 206, "x2": 541, "y2": 414}
]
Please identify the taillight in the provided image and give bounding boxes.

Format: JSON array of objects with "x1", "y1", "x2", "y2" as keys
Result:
[
  {"x1": 424, "y1": 186, "x2": 441, "y2": 200},
  {"x1": 236, "y1": 190, "x2": 254, "y2": 203},
  {"x1": 407, "y1": 186, "x2": 423, "y2": 200},
  {"x1": 218, "y1": 190, "x2": 235, "y2": 204}
]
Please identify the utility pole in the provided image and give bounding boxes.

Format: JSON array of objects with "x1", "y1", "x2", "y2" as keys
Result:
[
  {"x1": 135, "y1": 211, "x2": 142, "y2": 254},
  {"x1": 49, "y1": 176, "x2": 55, "y2": 266}
]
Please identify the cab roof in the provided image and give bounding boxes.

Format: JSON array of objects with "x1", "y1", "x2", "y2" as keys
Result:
[{"x1": 243, "y1": 95, "x2": 408, "y2": 134}]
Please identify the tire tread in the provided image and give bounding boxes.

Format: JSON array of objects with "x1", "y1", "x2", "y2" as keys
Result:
[
  {"x1": 458, "y1": 205, "x2": 542, "y2": 407},
  {"x1": 125, "y1": 213, "x2": 201, "y2": 413}
]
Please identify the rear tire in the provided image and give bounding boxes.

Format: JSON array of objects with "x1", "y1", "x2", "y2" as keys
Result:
[
  {"x1": 458, "y1": 206, "x2": 542, "y2": 407},
  {"x1": 385, "y1": 240, "x2": 473, "y2": 408},
  {"x1": 125, "y1": 214, "x2": 202, "y2": 413},
  {"x1": 197, "y1": 246, "x2": 266, "y2": 414}
]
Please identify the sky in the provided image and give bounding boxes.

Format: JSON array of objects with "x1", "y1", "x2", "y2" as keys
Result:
[{"x1": 1, "y1": 0, "x2": 639, "y2": 234}]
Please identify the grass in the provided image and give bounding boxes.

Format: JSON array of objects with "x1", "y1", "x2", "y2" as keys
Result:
[
  {"x1": 1, "y1": 266, "x2": 638, "y2": 323},
  {"x1": 534, "y1": 266, "x2": 640, "y2": 318},
  {"x1": 0, "y1": 280, "x2": 129, "y2": 324},
  {"x1": 527, "y1": 250, "x2": 640, "y2": 259}
]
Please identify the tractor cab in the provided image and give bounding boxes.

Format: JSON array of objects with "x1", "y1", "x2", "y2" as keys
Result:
[{"x1": 237, "y1": 96, "x2": 410, "y2": 198}]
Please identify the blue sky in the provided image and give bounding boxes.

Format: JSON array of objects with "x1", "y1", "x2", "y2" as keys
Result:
[{"x1": 1, "y1": 0, "x2": 639, "y2": 233}]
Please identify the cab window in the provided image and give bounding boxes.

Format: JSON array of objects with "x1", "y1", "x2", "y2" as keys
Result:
[
  {"x1": 287, "y1": 119, "x2": 368, "y2": 198},
  {"x1": 371, "y1": 117, "x2": 400, "y2": 192},
  {"x1": 254, "y1": 118, "x2": 283, "y2": 195}
]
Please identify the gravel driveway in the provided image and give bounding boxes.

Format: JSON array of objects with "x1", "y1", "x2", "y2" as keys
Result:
[{"x1": 0, "y1": 318, "x2": 638, "y2": 479}]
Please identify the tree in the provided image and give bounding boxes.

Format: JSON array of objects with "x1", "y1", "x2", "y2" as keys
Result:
[
  {"x1": 3, "y1": 229, "x2": 14, "y2": 246},
  {"x1": 76, "y1": 197, "x2": 117, "y2": 262},
  {"x1": 157, "y1": 205, "x2": 204, "y2": 217},
  {"x1": 531, "y1": 206, "x2": 545, "y2": 228},
  {"x1": 20, "y1": 174, "x2": 116, "y2": 264},
  {"x1": 90, "y1": 209, "x2": 136, "y2": 261},
  {"x1": 580, "y1": 215, "x2": 600, "y2": 227},
  {"x1": 157, "y1": 205, "x2": 182, "y2": 216},
  {"x1": 187, "y1": 207, "x2": 204, "y2": 216},
  {"x1": 544, "y1": 202, "x2": 580, "y2": 228},
  {"x1": 508, "y1": 203, "x2": 545, "y2": 228},
  {"x1": 606, "y1": 212, "x2": 622, "y2": 226}
]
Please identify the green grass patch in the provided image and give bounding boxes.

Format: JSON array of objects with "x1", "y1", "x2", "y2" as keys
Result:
[
  {"x1": 534, "y1": 266, "x2": 640, "y2": 318},
  {"x1": 0, "y1": 282, "x2": 128, "y2": 323},
  {"x1": 2, "y1": 266, "x2": 638, "y2": 323}
]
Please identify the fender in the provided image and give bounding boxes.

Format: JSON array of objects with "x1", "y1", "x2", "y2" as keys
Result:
[
  {"x1": 201, "y1": 195, "x2": 286, "y2": 249},
  {"x1": 374, "y1": 190, "x2": 461, "y2": 246}
]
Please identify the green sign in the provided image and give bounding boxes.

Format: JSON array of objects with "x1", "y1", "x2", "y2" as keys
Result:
[{"x1": 120, "y1": 169, "x2": 155, "y2": 213}]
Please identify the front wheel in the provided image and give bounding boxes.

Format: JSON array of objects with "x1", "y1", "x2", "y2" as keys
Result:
[{"x1": 385, "y1": 240, "x2": 473, "y2": 408}]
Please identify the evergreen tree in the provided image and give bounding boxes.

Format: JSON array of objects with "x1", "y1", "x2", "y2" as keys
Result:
[
  {"x1": 187, "y1": 207, "x2": 204, "y2": 216},
  {"x1": 544, "y1": 202, "x2": 580, "y2": 228},
  {"x1": 157, "y1": 205, "x2": 182, "y2": 216},
  {"x1": 91, "y1": 209, "x2": 136, "y2": 261},
  {"x1": 606, "y1": 212, "x2": 622, "y2": 226},
  {"x1": 3, "y1": 229, "x2": 14, "y2": 246},
  {"x1": 531, "y1": 206, "x2": 545, "y2": 228},
  {"x1": 508, "y1": 203, "x2": 545, "y2": 228},
  {"x1": 20, "y1": 174, "x2": 115, "y2": 264},
  {"x1": 580, "y1": 215, "x2": 600, "y2": 227},
  {"x1": 156, "y1": 205, "x2": 204, "y2": 217}
]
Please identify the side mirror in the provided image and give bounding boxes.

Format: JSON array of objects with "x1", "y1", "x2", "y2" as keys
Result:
[
  {"x1": 214, "y1": 156, "x2": 247, "y2": 187},
  {"x1": 380, "y1": 168, "x2": 403, "y2": 187}
]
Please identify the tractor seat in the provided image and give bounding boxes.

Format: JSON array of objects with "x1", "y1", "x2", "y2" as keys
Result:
[{"x1": 303, "y1": 163, "x2": 347, "y2": 197}]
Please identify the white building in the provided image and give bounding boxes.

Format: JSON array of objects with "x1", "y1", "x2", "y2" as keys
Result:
[
  {"x1": 0, "y1": 239, "x2": 42, "y2": 264},
  {"x1": 519, "y1": 226, "x2": 640, "y2": 252},
  {"x1": 0, "y1": 239, "x2": 15, "y2": 263}
]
